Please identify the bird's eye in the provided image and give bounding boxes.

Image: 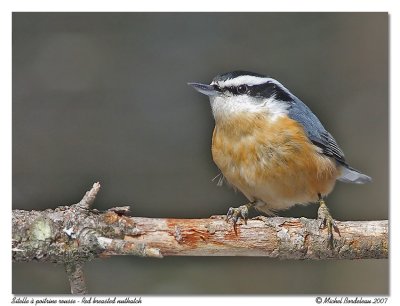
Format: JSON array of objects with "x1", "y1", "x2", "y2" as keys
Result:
[{"x1": 237, "y1": 85, "x2": 248, "y2": 94}]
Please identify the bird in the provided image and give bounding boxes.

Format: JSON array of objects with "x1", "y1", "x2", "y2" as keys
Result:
[{"x1": 188, "y1": 70, "x2": 371, "y2": 247}]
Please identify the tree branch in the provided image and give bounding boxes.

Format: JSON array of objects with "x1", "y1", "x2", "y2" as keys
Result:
[
  {"x1": 12, "y1": 183, "x2": 388, "y2": 293},
  {"x1": 65, "y1": 262, "x2": 87, "y2": 294}
]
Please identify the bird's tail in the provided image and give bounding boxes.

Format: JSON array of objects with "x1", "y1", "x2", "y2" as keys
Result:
[{"x1": 338, "y1": 166, "x2": 372, "y2": 184}]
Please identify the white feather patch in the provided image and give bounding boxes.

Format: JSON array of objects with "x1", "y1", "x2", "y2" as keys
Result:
[{"x1": 210, "y1": 95, "x2": 288, "y2": 122}]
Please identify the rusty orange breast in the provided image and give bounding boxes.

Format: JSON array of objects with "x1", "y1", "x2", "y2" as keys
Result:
[{"x1": 211, "y1": 113, "x2": 340, "y2": 209}]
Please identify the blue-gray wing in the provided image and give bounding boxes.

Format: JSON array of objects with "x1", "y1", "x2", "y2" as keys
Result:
[{"x1": 287, "y1": 97, "x2": 347, "y2": 166}]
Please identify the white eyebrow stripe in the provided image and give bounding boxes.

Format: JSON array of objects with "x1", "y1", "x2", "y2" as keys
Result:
[{"x1": 214, "y1": 76, "x2": 274, "y2": 87}]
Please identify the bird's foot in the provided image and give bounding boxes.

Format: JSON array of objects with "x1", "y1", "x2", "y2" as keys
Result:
[
  {"x1": 226, "y1": 202, "x2": 254, "y2": 229},
  {"x1": 317, "y1": 199, "x2": 340, "y2": 249}
]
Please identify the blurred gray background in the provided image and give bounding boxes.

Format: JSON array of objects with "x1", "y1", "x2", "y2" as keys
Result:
[{"x1": 12, "y1": 13, "x2": 388, "y2": 294}]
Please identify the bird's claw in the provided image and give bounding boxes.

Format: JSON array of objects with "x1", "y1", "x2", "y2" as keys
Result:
[
  {"x1": 318, "y1": 200, "x2": 340, "y2": 249},
  {"x1": 226, "y1": 205, "x2": 249, "y2": 227}
]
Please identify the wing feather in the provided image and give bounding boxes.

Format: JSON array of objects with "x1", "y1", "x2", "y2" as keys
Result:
[{"x1": 287, "y1": 97, "x2": 347, "y2": 166}]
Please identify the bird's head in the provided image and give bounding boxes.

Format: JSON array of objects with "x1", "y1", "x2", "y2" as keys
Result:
[{"x1": 188, "y1": 71, "x2": 294, "y2": 122}]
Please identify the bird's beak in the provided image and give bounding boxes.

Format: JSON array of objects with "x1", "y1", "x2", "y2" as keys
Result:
[{"x1": 188, "y1": 82, "x2": 219, "y2": 97}]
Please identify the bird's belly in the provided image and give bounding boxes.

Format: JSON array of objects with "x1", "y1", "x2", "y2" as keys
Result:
[{"x1": 211, "y1": 115, "x2": 339, "y2": 211}]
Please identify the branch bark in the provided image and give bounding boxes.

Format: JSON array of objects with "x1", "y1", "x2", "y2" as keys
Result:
[
  {"x1": 12, "y1": 183, "x2": 388, "y2": 292},
  {"x1": 65, "y1": 262, "x2": 87, "y2": 294}
]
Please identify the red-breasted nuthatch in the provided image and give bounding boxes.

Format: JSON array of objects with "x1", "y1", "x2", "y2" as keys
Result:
[{"x1": 188, "y1": 71, "x2": 371, "y2": 246}]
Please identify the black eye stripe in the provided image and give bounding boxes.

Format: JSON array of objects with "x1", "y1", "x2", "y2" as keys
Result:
[
  {"x1": 222, "y1": 86, "x2": 234, "y2": 93},
  {"x1": 216, "y1": 80, "x2": 292, "y2": 101},
  {"x1": 221, "y1": 85, "x2": 248, "y2": 95},
  {"x1": 248, "y1": 82, "x2": 292, "y2": 101},
  {"x1": 213, "y1": 84, "x2": 221, "y2": 91}
]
